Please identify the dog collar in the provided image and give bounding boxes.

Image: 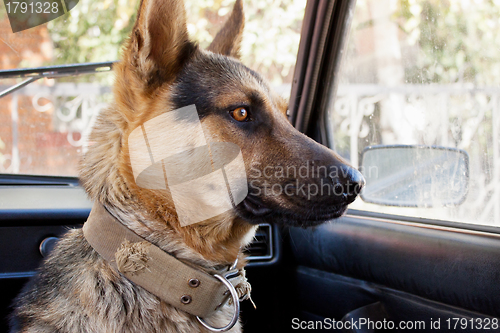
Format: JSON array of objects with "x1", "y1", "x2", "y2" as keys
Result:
[{"x1": 83, "y1": 202, "x2": 250, "y2": 331}]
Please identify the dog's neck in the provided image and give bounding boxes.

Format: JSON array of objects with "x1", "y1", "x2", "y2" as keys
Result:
[
  {"x1": 80, "y1": 106, "x2": 257, "y2": 268},
  {"x1": 82, "y1": 202, "x2": 251, "y2": 322}
]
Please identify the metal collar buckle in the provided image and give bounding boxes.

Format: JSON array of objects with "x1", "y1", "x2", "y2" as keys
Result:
[{"x1": 224, "y1": 258, "x2": 249, "y2": 302}]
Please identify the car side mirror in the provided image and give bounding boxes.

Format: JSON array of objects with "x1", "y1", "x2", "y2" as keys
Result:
[{"x1": 359, "y1": 145, "x2": 469, "y2": 207}]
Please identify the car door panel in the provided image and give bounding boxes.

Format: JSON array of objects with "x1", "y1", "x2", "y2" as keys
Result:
[{"x1": 287, "y1": 215, "x2": 500, "y2": 331}]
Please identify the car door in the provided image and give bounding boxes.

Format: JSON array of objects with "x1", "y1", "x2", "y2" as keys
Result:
[{"x1": 278, "y1": 0, "x2": 500, "y2": 332}]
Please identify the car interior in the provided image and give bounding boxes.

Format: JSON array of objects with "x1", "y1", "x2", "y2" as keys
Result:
[{"x1": 1, "y1": 0, "x2": 500, "y2": 332}]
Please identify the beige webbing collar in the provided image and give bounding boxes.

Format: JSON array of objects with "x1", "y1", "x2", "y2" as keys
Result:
[{"x1": 82, "y1": 202, "x2": 247, "y2": 318}]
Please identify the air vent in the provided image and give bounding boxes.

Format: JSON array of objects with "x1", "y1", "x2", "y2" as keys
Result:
[{"x1": 245, "y1": 223, "x2": 273, "y2": 261}]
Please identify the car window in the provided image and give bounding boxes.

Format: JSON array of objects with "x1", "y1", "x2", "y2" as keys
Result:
[
  {"x1": 0, "y1": 0, "x2": 306, "y2": 177},
  {"x1": 329, "y1": 0, "x2": 500, "y2": 227}
]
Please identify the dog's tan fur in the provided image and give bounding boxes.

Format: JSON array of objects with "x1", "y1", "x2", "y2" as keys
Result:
[{"x1": 81, "y1": 0, "x2": 256, "y2": 265}]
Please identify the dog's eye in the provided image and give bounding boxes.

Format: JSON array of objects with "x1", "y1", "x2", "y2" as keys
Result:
[{"x1": 231, "y1": 107, "x2": 249, "y2": 122}]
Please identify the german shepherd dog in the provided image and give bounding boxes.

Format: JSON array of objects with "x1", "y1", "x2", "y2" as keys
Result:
[{"x1": 10, "y1": 0, "x2": 364, "y2": 332}]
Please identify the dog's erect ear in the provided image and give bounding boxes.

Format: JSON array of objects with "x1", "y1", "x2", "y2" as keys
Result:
[
  {"x1": 125, "y1": 0, "x2": 196, "y2": 85},
  {"x1": 207, "y1": 0, "x2": 244, "y2": 58}
]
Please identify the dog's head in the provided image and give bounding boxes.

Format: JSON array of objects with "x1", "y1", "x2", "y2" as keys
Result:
[{"x1": 87, "y1": 0, "x2": 363, "y2": 240}]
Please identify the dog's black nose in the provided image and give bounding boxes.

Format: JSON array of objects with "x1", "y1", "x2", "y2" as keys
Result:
[{"x1": 340, "y1": 166, "x2": 365, "y2": 203}]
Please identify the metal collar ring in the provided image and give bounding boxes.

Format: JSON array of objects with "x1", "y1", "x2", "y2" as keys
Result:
[{"x1": 196, "y1": 273, "x2": 240, "y2": 332}]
